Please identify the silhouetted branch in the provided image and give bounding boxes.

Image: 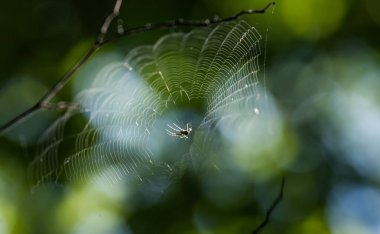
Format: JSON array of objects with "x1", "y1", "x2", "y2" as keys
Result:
[
  {"x1": 98, "y1": 0, "x2": 123, "y2": 44},
  {"x1": 42, "y1": 102, "x2": 81, "y2": 111},
  {"x1": 101, "y1": 1, "x2": 276, "y2": 45},
  {"x1": 0, "y1": 0, "x2": 124, "y2": 135},
  {"x1": 252, "y1": 176, "x2": 285, "y2": 234},
  {"x1": 0, "y1": 1, "x2": 275, "y2": 135}
]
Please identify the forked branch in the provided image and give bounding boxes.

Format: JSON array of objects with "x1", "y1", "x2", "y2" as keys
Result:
[{"x1": 0, "y1": 1, "x2": 275, "y2": 135}]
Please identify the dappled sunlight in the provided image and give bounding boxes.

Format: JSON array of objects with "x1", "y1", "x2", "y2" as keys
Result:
[
  {"x1": 281, "y1": 0, "x2": 347, "y2": 40},
  {"x1": 216, "y1": 90, "x2": 297, "y2": 180},
  {"x1": 1, "y1": 0, "x2": 380, "y2": 233},
  {"x1": 312, "y1": 51, "x2": 380, "y2": 182},
  {"x1": 324, "y1": 89, "x2": 380, "y2": 181},
  {"x1": 288, "y1": 47, "x2": 380, "y2": 182},
  {"x1": 327, "y1": 183, "x2": 380, "y2": 234},
  {"x1": 289, "y1": 211, "x2": 329, "y2": 234},
  {"x1": 270, "y1": 44, "x2": 380, "y2": 232},
  {"x1": 55, "y1": 179, "x2": 131, "y2": 234}
]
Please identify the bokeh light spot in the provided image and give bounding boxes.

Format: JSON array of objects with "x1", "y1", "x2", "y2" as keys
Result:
[
  {"x1": 281, "y1": 0, "x2": 347, "y2": 40},
  {"x1": 327, "y1": 183, "x2": 380, "y2": 234}
]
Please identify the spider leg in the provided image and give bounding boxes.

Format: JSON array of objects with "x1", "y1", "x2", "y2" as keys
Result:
[
  {"x1": 166, "y1": 122, "x2": 191, "y2": 139},
  {"x1": 166, "y1": 129, "x2": 178, "y2": 136},
  {"x1": 167, "y1": 124, "x2": 180, "y2": 132},
  {"x1": 172, "y1": 123, "x2": 185, "y2": 131}
]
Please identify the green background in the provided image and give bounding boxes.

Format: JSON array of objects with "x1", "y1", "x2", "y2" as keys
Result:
[{"x1": 1, "y1": 0, "x2": 380, "y2": 233}]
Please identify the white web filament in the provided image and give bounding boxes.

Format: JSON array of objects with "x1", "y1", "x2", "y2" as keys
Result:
[{"x1": 28, "y1": 20, "x2": 267, "y2": 188}]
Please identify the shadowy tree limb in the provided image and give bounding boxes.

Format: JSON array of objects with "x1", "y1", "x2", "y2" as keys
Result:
[
  {"x1": 101, "y1": 1, "x2": 276, "y2": 45},
  {"x1": 252, "y1": 176, "x2": 285, "y2": 234},
  {"x1": 0, "y1": 0, "x2": 124, "y2": 135},
  {"x1": 0, "y1": 1, "x2": 275, "y2": 135}
]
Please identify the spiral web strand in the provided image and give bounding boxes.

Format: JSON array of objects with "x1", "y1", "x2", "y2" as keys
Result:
[{"x1": 28, "y1": 20, "x2": 264, "y2": 188}]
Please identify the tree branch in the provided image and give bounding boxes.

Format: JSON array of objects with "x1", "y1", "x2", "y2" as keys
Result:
[
  {"x1": 101, "y1": 1, "x2": 276, "y2": 45},
  {"x1": 0, "y1": 0, "x2": 124, "y2": 135},
  {"x1": 252, "y1": 176, "x2": 285, "y2": 234},
  {"x1": 0, "y1": 1, "x2": 275, "y2": 135}
]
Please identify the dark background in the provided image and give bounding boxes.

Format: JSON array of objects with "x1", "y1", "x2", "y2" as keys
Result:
[{"x1": 1, "y1": 0, "x2": 380, "y2": 233}]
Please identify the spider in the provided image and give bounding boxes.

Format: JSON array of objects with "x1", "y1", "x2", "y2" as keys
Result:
[{"x1": 166, "y1": 123, "x2": 192, "y2": 139}]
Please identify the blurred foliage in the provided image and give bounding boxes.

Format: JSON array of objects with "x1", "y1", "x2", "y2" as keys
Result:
[{"x1": 1, "y1": 0, "x2": 380, "y2": 234}]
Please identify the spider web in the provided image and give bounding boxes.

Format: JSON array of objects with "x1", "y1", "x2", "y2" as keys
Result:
[{"x1": 28, "y1": 20, "x2": 265, "y2": 189}]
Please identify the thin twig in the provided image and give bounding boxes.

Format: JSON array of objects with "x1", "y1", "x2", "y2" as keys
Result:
[
  {"x1": 0, "y1": 1, "x2": 275, "y2": 135},
  {"x1": 252, "y1": 176, "x2": 285, "y2": 234},
  {"x1": 101, "y1": 1, "x2": 276, "y2": 45},
  {"x1": 98, "y1": 0, "x2": 123, "y2": 44},
  {"x1": 42, "y1": 102, "x2": 81, "y2": 111}
]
